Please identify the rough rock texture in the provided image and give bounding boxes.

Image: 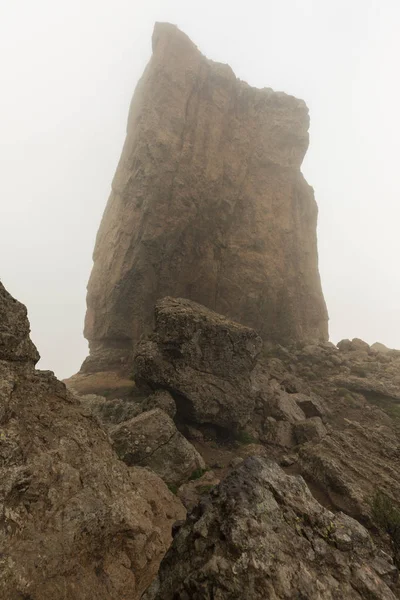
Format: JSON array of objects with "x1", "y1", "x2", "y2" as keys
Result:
[
  {"x1": 82, "y1": 21, "x2": 328, "y2": 373},
  {"x1": 144, "y1": 458, "x2": 397, "y2": 599},
  {"x1": 111, "y1": 408, "x2": 205, "y2": 486},
  {"x1": 134, "y1": 297, "x2": 262, "y2": 430},
  {"x1": 177, "y1": 470, "x2": 220, "y2": 511},
  {"x1": 0, "y1": 281, "x2": 185, "y2": 600},
  {"x1": 0, "y1": 281, "x2": 40, "y2": 363},
  {"x1": 263, "y1": 341, "x2": 400, "y2": 521}
]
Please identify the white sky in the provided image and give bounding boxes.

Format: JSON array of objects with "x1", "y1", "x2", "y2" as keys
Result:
[{"x1": 1, "y1": 0, "x2": 399, "y2": 378}]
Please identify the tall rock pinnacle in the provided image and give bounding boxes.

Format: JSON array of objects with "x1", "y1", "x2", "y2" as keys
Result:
[{"x1": 83, "y1": 22, "x2": 328, "y2": 373}]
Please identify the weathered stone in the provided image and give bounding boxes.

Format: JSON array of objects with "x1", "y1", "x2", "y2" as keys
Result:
[
  {"x1": 142, "y1": 389, "x2": 177, "y2": 419},
  {"x1": 78, "y1": 393, "x2": 143, "y2": 426},
  {"x1": 0, "y1": 280, "x2": 39, "y2": 363},
  {"x1": 371, "y1": 342, "x2": 392, "y2": 354},
  {"x1": 293, "y1": 392, "x2": 327, "y2": 419},
  {"x1": 263, "y1": 418, "x2": 296, "y2": 448},
  {"x1": 338, "y1": 338, "x2": 371, "y2": 353},
  {"x1": 110, "y1": 408, "x2": 205, "y2": 486},
  {"x1": 294, "y1": 416, "x2": 327, "y2": 444},
  {"x1": 0, "y1": 284, "x2": 185, "y2": 600},
  {"x1": 134, "y1": 297, "x2": 262, "y2": 430},
  {"x1": 177, "y1": 470, "x2": 220, "y2": 511},
  {"x1": 298, "y1": 421, "x2": 400, "y2": 519},
  {"x1": 82, "y1": 22, "x2": 328, "y2": 373},
  {"x1": 144, "y1": 458, "x2": 397, "y2": 599}
]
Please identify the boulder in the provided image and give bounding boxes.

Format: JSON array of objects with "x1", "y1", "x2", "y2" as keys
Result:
[
  {"x1": 134, "y1": 297, "x2": 262, "y2": 430},
  {"x1": 144, "y1": 457, "x2": 397, "y2": 599},
  {"x1": 110, "y1": 408, "x2": 205, "y2": 487},
  {"x1": 338, "y1": 338, "x2": 371, "y2": 353},
  {"x1": 142, "y1": 389, "x2": 176, "y2": 419},
  {"x1": 294, "y1": 416, "x2": 327, "y2": 444},
  {"x1": 0, "y1": 282, "x2": 184, "y2": 600},
  {"x1": 177, "y1": 470, "x2": 220, "y2": 511},
  {"x1": 81, "y1": 22, "x2": 328, "y2": 374}
]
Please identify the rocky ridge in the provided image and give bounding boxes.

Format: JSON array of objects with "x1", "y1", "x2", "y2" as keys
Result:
[
  {"x1": 0, "y1": 281, "x2": 185, "y2": 600},
  {"x1": 144, "y1": 458, "x2": 398, "y2": 599}
]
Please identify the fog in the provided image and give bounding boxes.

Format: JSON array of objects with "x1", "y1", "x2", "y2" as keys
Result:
[{"x1": 1, "y1": 0, "x2": 399, "y2": 378}]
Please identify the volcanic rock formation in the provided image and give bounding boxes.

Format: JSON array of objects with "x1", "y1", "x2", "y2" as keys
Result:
[
  {"x1": 134, "y1": 296, "x2": 263, "y2": 430},
  {"x1": 144, "y1": 458, "x2": 398, "y2": 600},
  {"x1": 0, "y1": 281, "x2": 185, "y2": 600},
  {"x1": 82, "y1": 22, "x2": 328, "y2": 374}
]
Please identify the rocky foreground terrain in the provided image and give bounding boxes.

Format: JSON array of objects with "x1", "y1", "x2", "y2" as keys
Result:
[
  {"x1": 2, "y1": 283, "x2": 400, "y2": 598},
  {"x1": 3, "y1": 20, "x2": 400, "y2": 600}
]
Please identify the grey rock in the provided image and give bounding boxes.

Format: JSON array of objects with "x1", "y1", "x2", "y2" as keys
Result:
[
  {"x1": 134, "y1": 297, "x2": 262, "y2": 430},
  {"x1": 295, "y1": 416, "x2": 327, "y2": 444},
  {"x1": 145, "y1": 457, "x2": 397, "y2": 599},
  {"x1": 111, "y1": 408, "x2": 205, "y2": 486}
]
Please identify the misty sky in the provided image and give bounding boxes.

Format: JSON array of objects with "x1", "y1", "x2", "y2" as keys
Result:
[{"x1": 1, "y1": 0, "x2": 399, "y2": 379}]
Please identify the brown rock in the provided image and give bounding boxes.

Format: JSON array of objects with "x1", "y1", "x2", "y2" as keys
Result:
[
  {"x1": 144, "y1": 458, "x2": 397, "y2": 599},
  {"x1": 82, "y1": 22, "x2": 328, "y2": 373},
  {"x1": 0, "y1": 283, "x2": 184, "y2": 600},
  {"x1": 134, "y1": 297, "x2": 262, "y2": 430},
  {"x1": 177, "y1": 470, "x2": 220, "y2": 511},
  {"x1": 294, "y1": 416, "x2": 327, "y2": 444},
  {"x1": 110, "y1": 408, "x2": 205, "y2": 487},
  {"x1": 0, "y1": 280, "x2": 39, "y2": 363},
  {"x1": 142, "y1": 389, "x2": 177, "y2": 419}
]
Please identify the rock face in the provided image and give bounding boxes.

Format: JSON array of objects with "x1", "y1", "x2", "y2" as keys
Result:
[
  {"x1": 0, "y1": 282, "x2": 184, "y2": 600},
  {"x1": 111, "y1": 408, "x2": 205, "y2": 487},
  {"x1": 263, "y1": 341, "x2": 400, "y2": 521},
  {"x1": 145, "y1": 457, "x2": 397, "y2": 599},
  {"x1": 82, "y1": 21, "x2": 328, "y2": 373},
  {"x1": 134, "y1": 297, "x2": 262, "y2": 430}
]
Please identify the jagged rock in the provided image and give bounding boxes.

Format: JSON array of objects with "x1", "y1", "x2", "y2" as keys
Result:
[
  {"x1": 258, "y1": 340, "x2": 400, "y2": 561},
  {"x1": 298, "y1": 421, "x2": 400, "y2": 518},
  {"x1": 0, "y1": 282, "x2": 184, "y2": 600},
  {"x1": 144, "y1": 457, "x2": 397, "y2": 599},
  {"x1": 134, "y1": 297, "x2": 262, "y2": 430},
  {"x1": 338, "y1": 338, "x2": 371, "y2": 353},
  {"x1": 142, "y1": 389, "x2": 177, "y2": 419},
  {"x1": 78, "y1": 393, "x2": 143, "y2": 425},
  {"x1": 0, "y1": 281, "x2": 40, "y2": 363},
  {"x1": 293, "y1": 392, "x2": 327, "y2": 419},
  {"x1": 294, "y1": 416, "x2": 327, "y2": 444},
  {"x1": 82, "y1": 22, "x2": 328, "y2": 374},
  {"x1": 177, "y1": 470, "x2": 220, "y2": 511},
  {"x1": 110, "y1": 408, "x2": 205, "y2": 487},
  {"x1": 262, "y1": 418, "x2": 297, "y2": 448},
  {"x1": 262, "y1": 391, "x2": 306, "y2": 422}
]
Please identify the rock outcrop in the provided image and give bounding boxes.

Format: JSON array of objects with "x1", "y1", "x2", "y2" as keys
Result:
[
  {"x1": 0, "y1": 281, "x2": 185, "y2": 600},
  {"x1": 144, "y1": 457, "x2": 398, "y2": 599},
  {"x1": 263, "y1": 340, "x2": 400, "y2": 521},
  {"x1": 134, "y1": 297, "x2": 262, "y2": 430},
  {"x1": 111, "y1": 408, "x2": 205, "y2": 487},
  {"x1": 82, "y1": 21, "x2": 328, "y2": 374}
]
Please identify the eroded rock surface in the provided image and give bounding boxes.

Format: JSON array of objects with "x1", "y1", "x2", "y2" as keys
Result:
[
  {"x1": 144, "y1": 458, "x2": 397, "y2": 599},
  {"x1": 0, "y1": 282, "x2": 184, "y2": 600},
  {"x1": 134, "y1": 297, "x2": 262, "y2": 430},
  {"x1": 111, "y1": 408, "x2": 205, "y2": 486},
  {"x1": 82, "y1": 21, "x2": 328, "y2": 374},
  {"x1": 263, "y1": 341, "x2": 400, "y2": 521}
]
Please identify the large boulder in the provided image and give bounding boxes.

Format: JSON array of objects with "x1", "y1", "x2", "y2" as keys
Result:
[
  {"x1": 0, "y1": 281, "x2": 184, "y2": 600},
  {"x1": 81, "y1": 21, "x2": 328, "y2": 374},
  {"x1": 110, "y1": 408, "x2": 205, "y2": 487},
  {"x1": 134, "y1": 297, "x2": 262, "y2": 430},
  {"x1": 144, "y1": 457, "x2": 397, "y2": 599}
]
